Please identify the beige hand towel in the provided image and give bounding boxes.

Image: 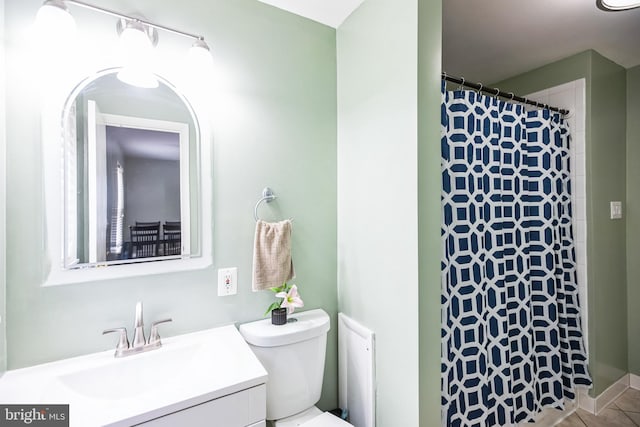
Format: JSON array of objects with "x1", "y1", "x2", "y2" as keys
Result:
[{"x1": 252, "y1": 219, "x2": 295, "y2": 291}]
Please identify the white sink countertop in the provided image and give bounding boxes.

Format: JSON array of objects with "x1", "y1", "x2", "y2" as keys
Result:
[{"x1": 0, "y1": 325, "x2": 268, "y2": 426}]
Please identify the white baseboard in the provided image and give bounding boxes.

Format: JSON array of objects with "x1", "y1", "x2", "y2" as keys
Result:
[
  {"x1": 578, "y1": 374, "x2": 630, "y2": 415},
  {"x1": 578, "y1": 388, "x2": 595, "y2": 414},
  {"x1": 522, "y1": 374, "x2": 640, "y2": 425},
  {"x1": 630, "y1": 373, "x2": 640, "y2": 390},
  {"x1": 527, "y1": 399, "x2": 577, "y2": 427}
]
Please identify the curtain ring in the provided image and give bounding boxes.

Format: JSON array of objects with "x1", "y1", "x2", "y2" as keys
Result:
[
  {"x1": 509, "y1": 92, "x2": 515, "y2": 101},
  {"x1": 494, "y1": 87, "x2": 500, "y2": 98},
  {"x1": 476, "y1": 83, "x2": 483, "y2": 96}
]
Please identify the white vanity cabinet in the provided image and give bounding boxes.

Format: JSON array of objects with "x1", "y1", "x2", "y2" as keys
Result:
[
  {"x1": 137, "y1": 384, "x2": 266, "y2": 427},
  {"x1": 0, "y1": 326, "x2": 268, "y2": 427}
]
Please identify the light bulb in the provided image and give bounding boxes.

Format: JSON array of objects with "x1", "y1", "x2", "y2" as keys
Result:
[
  {"x1": 117, "y1": 21, "x2": 158, "y2": 89},
  {"x1": 34, "y1": 0, "x2": 76, "y2": 42},
  {"x1": 188, "y1": 39, "x2": 214, "y2": 70},
  {"x1": 119, "y1": 24, "x2": 153, "y2": 56}
]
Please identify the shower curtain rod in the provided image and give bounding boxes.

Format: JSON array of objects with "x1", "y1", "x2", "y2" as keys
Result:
[{"x1": 442, "y1": 73, "x2": 569, "y2": 115}]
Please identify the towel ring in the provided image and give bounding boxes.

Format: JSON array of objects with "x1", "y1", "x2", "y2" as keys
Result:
[
  {"x1": 254, "y1": 187, "x2": 277, "y2": 222},
  {"x1": 254, "y1": 187, "x2": 293, "y2": 222}
]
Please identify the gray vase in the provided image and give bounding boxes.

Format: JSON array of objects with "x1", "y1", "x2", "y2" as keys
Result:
[{"x1": 271, "y1": 307, "x2": 287, "y2": 325}]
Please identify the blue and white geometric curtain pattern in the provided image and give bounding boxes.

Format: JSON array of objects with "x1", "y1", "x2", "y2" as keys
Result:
[{"x1": 440, "y1": 83, "x2": 592, "y2": 427}]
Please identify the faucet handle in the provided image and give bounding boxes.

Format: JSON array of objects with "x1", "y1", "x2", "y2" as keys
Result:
[
  {"x1": 103, "y1": 327, "x2": 130, "y2": 351},
  {"x1": 148, "y1": 318, "x2": 173, "y2": 346}
]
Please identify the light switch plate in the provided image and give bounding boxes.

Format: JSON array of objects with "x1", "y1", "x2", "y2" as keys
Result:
[
  {"x1": 610, "y1": 201, "x2": 622, "y2": 220},
  {"x1": 217, "y1": 267, "x2": 238, "y2": 296}
]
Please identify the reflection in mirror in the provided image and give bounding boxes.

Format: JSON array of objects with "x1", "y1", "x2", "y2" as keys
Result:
[{"x1": 62, "y1": 69, "x2": 200, "y2": 269}]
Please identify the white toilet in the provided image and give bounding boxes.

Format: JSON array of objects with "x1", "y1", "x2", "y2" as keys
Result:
[{"x1": 239, "y1": 309, "x2": 353, "y2": 427}]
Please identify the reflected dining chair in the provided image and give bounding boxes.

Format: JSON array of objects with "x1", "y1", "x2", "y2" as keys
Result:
[
  {"x1": 163, "y1": 221, "x2": 182, "y2": 256},
  {"x1": 129, "y1": 223, "x2": 160, "y2": 258}
]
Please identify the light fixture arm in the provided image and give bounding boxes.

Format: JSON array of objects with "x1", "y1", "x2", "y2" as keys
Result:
[{"x1": 63, "y1": 0, "x2": 205, "y2": 41}]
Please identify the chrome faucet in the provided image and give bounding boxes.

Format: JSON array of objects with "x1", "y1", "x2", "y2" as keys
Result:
[
  {"x1": 132, "y1": 301, "x2": 146, "y2": 348},
  {"x1": 103, "y1": 302, "x2": 172, "y2": 358}
]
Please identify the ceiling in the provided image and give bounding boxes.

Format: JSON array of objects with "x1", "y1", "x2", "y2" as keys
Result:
[
  {"x1": 107, "y1": 127, "x2": 180, "y2": 162},
  {"x1": 256, "y1": 0, "x2": 639, "y2": 85},
  {"x1": 256, "y1": 0, "x2": 364, "y2": 28},
  {"x1": 444, "y1": 0, "x2": 640, "y2": 84}
]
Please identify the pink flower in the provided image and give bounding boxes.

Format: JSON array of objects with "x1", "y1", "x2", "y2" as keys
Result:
[{"x1": 276, "y1": 284, "x2": 304, "y2": 314}]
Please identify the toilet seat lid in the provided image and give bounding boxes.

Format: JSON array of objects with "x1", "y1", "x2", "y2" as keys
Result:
[{"x1": 301, "y1": 412, "x2": 353, "y2": 426}]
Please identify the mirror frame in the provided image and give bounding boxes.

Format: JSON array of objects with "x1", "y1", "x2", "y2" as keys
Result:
[{"x1": 41, "y1": 68, "x2": 212, "y2": 286}]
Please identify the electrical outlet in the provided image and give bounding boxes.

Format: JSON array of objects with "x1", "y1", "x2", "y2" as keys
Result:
[{"x1": 217, "y1": 267, "x2": 238, "y2": 296}]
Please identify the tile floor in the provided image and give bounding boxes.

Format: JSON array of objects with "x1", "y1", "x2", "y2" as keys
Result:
[{"x1": 557, "y1": 388, "x2": 640, "y2": 427}]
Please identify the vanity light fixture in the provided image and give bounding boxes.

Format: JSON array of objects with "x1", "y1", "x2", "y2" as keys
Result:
[
  {"x1": 34, "y1": 0, "x2": 214, "y2": 87},
  {"x1": 597, "y1": 0, "x2": 640, "y2": 10}
]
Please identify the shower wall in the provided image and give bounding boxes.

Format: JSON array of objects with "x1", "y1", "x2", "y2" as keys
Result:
[
  {"x1": 494, "y1": 50, "x2": 628, "y2": 397},
  {"x1": 525, "y1": 80, "x2": 588, "y2": 353}
]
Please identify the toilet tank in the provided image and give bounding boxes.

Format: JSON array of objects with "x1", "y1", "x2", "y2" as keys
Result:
[{"x1": 239, "y1": 309, "x2": 330, "y2": 421}]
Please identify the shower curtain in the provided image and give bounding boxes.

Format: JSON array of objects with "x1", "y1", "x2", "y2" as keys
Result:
[{"x1": 440, "y1": 84, "x2": 591, "y2": 427}]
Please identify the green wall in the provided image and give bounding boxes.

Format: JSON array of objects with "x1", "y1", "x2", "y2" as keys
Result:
[
  {"x1": 5, "y1": 0, "x2": 338, "y2": 409},
  {"x1": 3, "y1": 1, "x2": 449, "y2": 422},
  {"x1": 0, "y1": 0, "x2": 6, "y2": 374},
  {"x1": 418, "y1": 0, "x2": 443, "y2": 424},
  {"x1": 336, "y1": 0, "x2": 442, "y2": 425},
  {"x1": 336, "y1": 2, "x2": 419, "y2": 423},
  {"x1": 589, "y1": 54, "x2": 628, "y2": 396},
  {"x1": 627, "y1": 65, "x2": 640, "y2": 376},
  {"x1": 495, "y1": 50, "x2": 628, "y2": 397}
]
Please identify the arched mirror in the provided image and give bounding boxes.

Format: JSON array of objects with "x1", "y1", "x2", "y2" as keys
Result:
[
  {"x1": 62, "y1": 69, "x2": 201, "y2": 268},
  {"x1": 42, "y1": 68, "x2": 212, "y2": 285}
]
